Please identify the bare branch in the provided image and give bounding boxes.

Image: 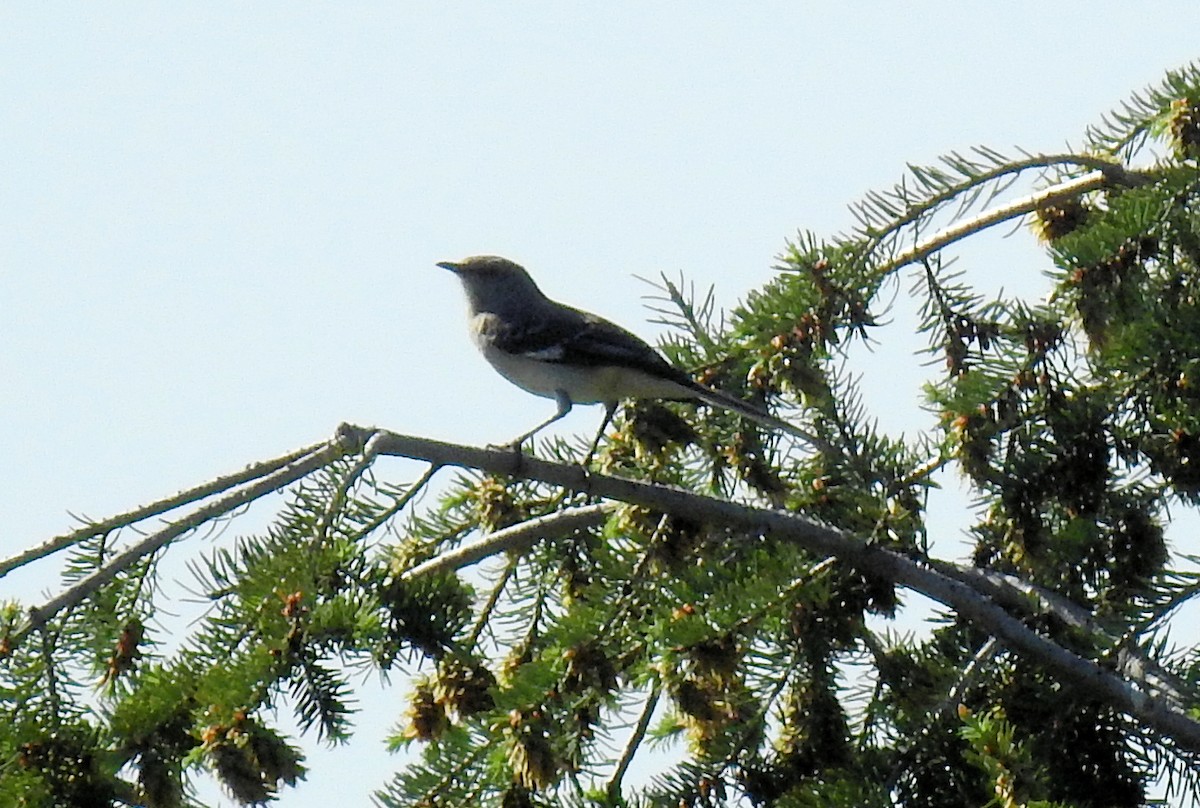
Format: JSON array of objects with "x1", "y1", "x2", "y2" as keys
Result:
[
  {"x1": 402, "y1": 503, "x2": 613, "y2": 581},
  {"x1": 12, "y1": 421, "x2": 1199, "y2": 753},
  {"x1": 360, "y1": 427, "x2": 1200, "y2": 754},
  {"x1": 356, "y1": 463, "x2": 441, "y2": 541},
  {"x1": 12, "y1": 428, "x2": 363, "y2": 651},
  {"x1": 859, "y1": 153, "x2": 1128, "y2": 260},
  {"x1": 942, "y1": 637, "x2": 1000, "y2": 719},
  {"x1": 0, "y1": 439, "x2": 329, "y2": 579},
  {"x1": 875, "y1": 166, "x2": 1150, "y2": 277},
  {"x1": 607, "y1": 687, "x2": 660, "y2": 800},
  {"x1": 935, "y1": 562, "x2": 1190, "y2": 706}
]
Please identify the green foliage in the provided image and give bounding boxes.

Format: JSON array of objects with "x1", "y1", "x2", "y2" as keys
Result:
[{"x1": 6, "y1": 61, "x2": 1200, "y2": 808}]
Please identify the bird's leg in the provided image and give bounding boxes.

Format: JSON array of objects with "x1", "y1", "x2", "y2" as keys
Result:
[
  {"x1": 581, "y1": 401, "x2": 618, "y2": 467},
  {"x1": 500, "y1": 390, "x2": 574, "y2": 452}
]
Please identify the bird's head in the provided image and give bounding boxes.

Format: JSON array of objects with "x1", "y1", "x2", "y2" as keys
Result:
[{"x1": 438, "y1": 255, "x2": 545, "y2": 313}]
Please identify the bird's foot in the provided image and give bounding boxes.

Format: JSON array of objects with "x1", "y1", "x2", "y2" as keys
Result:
[
  {"x1": 486, "y1": 438, "x2": 527, "y2": 455},
  {"x1": 580, "y1": 444, "x2": 600, "y2": 468}
]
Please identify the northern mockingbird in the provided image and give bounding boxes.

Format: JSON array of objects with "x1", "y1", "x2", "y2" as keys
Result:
[{"x1": 439, "y1": 255, "x2": 824, "y2": 454}]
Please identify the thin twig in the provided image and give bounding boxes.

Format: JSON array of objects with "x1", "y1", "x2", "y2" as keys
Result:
[
  {"x1": 0, "y1": 439, "x2": 328, "y2": 578},
  {"x1": 856, "y1": 153, "x2": 1131, "y2": 263},
  {"x1": 41, "y1": 628, "x2": 60, "y2": 723},
  {"x1": 875, "y1": 168, "x2": 1148, "y2": 278},
  {"x1": 933, "y1": 561, "x2": 1189, "y2": 705},
  {"x1": 596, "y1": 512, "x2": 671, "y2": 640},
  {"x1": 10, "y1": 430, "x2": 359, "y2": 652},
  {"x1": 314, "y1": 430, "x2": 388, "y2": 549},
  {"x1": 464, "y1": 558, "x2": 516, "y2": 653},
  {"x1": 714, "y1": 654, "x2": 801, "y2": 784},
  {"x1": 607, "y1": 686, "x2": 660, "y2": 800},
  {"x1": 894, "y1": 451, "x2": 949, "y2": 492},
  {"x1": 401, "y1": 504, "x2": 613, "y2": 582},
  {"x1": 942, "y1": 637, "x2": 1000, "y2": 718},
  {"x1": 882, "y1": 637, "x2": 1001, "y2": 796},
  {"x1": 356, "y1": 463, "x2": 441, "y2": 541}
]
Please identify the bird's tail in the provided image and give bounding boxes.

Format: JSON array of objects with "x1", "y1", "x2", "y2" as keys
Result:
[{"x1": 689, "y1": 384, "x2": 831, "y2": 452}]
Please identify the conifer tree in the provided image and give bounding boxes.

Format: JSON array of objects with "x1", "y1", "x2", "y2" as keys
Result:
[{"x1": 4, "y1": 63, "x2": 1200, "y2": 807}]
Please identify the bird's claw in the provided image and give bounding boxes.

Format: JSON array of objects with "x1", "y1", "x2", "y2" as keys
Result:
[{"x1": 486, "y1": 439, "x2": 526, "y2": 454}]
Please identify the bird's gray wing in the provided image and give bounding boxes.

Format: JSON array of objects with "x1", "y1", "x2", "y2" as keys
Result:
[{"x1": 488, "y1": 305, "x2": 693, "y2": 385}]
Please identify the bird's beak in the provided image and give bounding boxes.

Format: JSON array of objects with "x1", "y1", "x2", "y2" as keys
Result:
[{"x1": 436, "y1": 260, "x2": 461, "y2": 273}]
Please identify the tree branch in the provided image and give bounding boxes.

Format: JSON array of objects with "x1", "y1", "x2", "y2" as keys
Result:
[
  {"x1": 356, "y1": 463, "x2": 441, "y2": 541},
  {"x1": 875, "y1": 166, "x2": 1150, "y2": 277},
  {"x1": 10, "y1": 429, "x2": 362, "y2": 652},
  {"x1": 401, "y1": 503, "x2": 613, "y2": 582},
  {"x1": 934, "y1": 561, "x2": 1189, "y2": 705},
  {"x1": 855, "y1": 152, "x2": 1122, "y2": 256},
  {"x1": 0, "y1": 439, "x2": 329, "y2": 579},
  {"x1": 607, "y1": 686, "x2": 660, "y2": 800},
  {"x1": 12, "y1": 421, "x2": 1199, "y2": 753},
  {"x1": 358, "y1": 426, "x2": 1200, "y2": 754}
]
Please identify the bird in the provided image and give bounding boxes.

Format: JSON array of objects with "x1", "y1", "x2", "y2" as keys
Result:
[{"x1": 438, "y1": 255, "x2": 825, "y2": 457}]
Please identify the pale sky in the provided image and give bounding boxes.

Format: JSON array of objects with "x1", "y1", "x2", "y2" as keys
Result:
[{"x1": 3, "y1": 4, "x2": 1199, "y2": 805}]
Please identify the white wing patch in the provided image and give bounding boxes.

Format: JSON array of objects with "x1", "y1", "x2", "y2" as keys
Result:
[{"x1": 522, "y1": 345, "x2": 566, "y2": 361}]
